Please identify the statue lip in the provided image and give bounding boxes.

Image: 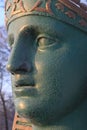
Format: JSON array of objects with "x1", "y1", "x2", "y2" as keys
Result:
[
  {"x1": 15, "y1": 83, "x2": 35, "y2": 87},
  {"x1": 14, "y1": 86, "x2": 38, "y2": 97},
  {"x1": 14, "y1": 78, "x2": 35, "y2": 88},
  {"x1": 13, "y1": 75, "x2": 38, "y2": 97},
  {"x1": 14, "y1": 80, "x2": 37, "y2": 96},
  {"x1": 14, "y1": 74, "x2": 35, "y2": 88}
]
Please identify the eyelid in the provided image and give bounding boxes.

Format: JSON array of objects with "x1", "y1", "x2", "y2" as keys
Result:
[
  {"x1": 36, "y1": 34, "x2": 57, "y2": 42},
  {"x1": 36, "y1": 34, "x2": 60, "y2": 51},
  {"x1": 36, "y1": 34, "x2": 60, "y2": 49}
]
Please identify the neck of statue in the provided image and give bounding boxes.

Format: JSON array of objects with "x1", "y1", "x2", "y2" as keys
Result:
[{"x1": 32, "y1": 99, "x2": 87, "y2": 130}]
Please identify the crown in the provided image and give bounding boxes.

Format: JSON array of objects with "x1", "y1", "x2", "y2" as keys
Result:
[{"x1": 5, "y1": 0, "x2": 87, "y2": 32}]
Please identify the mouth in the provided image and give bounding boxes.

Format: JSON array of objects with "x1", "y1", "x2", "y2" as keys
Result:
[
  {"x1": 15, "y1": 80, "x2": 35, "y2": 87},
  {"x1": 14, "y1": 81, "x2": 37, "y2": 97},
  {"x1": 12, "y1": 73, "x2": 38, "y2": 97},
  {"x1": 15, "y1": 84, "x2": 35, "y2": 88}
]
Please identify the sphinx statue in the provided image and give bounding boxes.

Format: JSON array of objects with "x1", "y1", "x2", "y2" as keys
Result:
[{"x1": 5, "y1": 0, "x2": 87, "y2": 130}]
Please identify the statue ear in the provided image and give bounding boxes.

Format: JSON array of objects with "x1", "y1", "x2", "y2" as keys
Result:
[{"x1": 12, "y1": 112, "x2": 32, "y2": 130}]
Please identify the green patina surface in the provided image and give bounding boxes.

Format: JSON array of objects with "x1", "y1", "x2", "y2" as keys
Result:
[{"x1": 5, "y1": 0, "x2": 87, "y2": 130}]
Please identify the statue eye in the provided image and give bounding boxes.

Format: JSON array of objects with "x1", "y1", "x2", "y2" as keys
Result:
[{"x1": 37, "y1": 35, "x2": 58, "y2": 50}]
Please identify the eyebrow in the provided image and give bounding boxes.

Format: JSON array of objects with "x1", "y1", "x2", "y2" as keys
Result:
[
  {"x1": 19, "y1": 24, "x2": 62, "y2": 38},
  {"x1": 18, "y1": 25, "x2": 38, "y2": 39},
  {"x1": 9, "y1": 23, "x2": 63, "y2": 44}
]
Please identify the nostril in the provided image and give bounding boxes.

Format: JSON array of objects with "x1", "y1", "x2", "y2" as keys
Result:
[
  {"x1": 19, "y1": 62, "x2": 32, "y2": 72},
  {"x1": 6, "y1": 62, "x2": 33, "y2": 74}
]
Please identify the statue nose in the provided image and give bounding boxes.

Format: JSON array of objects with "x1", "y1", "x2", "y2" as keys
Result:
[{"x1": 6, "y1": 62, "x2": 33, "y2": 74}]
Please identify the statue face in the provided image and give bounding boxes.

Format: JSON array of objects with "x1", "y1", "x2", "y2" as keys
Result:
[{"x1": 7, "y1": 15, "x2": 87, "y2": 125}]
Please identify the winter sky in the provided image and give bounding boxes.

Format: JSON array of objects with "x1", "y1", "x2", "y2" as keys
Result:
[
  {"x1": 0, "y1": 0, "x2": 5, "y2": 26},
  {"x1": 0, "y1": 0, "x2": 87, "y2": 26}
]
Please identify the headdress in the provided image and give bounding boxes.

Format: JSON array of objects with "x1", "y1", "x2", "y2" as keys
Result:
[{"x1": 5, "y1": 0, "x2": 87, "y2": 32}]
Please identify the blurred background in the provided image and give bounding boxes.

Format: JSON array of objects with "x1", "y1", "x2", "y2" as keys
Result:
[{"x1": 0, "y1": 1, "x2": 15, "y2": 130}]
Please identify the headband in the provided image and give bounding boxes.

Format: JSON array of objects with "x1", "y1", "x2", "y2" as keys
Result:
[{"x1": 5, "y1": 0, "x2": 87, "y2": 32}]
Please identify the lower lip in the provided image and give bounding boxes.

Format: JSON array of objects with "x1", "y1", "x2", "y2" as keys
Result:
[{"x1": 14, "y1": 86, "x2": 37, "y2": 97}]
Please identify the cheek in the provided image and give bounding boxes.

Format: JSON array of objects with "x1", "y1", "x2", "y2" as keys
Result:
[{"x1": 35, "y1": 49, "x2": 87, "y2": 101}]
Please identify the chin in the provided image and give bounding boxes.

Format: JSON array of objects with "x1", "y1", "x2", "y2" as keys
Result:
[{"x1": 14, "y1": 98, "x2": 69, "y2": 125}]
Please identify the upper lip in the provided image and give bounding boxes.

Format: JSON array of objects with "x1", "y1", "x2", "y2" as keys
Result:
[{"x1": 13, "y1": 75, "x2": 35, "y2": 87}]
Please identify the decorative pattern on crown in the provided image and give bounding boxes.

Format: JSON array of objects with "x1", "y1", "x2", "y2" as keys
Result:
[
  {"x1": 5, "y1": 0, "x2": 87, "y2": 32},
  {"x1": 5, "y1": 0, "x2": 54, "y2": 25}
]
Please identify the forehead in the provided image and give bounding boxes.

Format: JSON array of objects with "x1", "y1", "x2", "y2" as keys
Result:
[
  {"x1": 8, "y1": 15, "x2": 62, "y2": 30},
  {"x1": 8, "y1": 15, "x2": 65, "y2": 37},
  {"x1": 7, "y1": 15, "x2": 85, "y2": 40}
]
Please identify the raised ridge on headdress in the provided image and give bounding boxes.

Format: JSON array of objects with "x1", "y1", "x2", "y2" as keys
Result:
[{"x1": 5, "y1": 0, "x2": 87, "y2": 32}]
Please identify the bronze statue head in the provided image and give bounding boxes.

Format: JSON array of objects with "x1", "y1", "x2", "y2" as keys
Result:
[{"x1": 5, "y1": 0, "x2": 87, "y2": 130}]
